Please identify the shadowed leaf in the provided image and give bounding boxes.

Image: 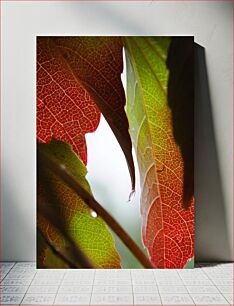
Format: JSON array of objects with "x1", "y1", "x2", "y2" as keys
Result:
[
  {"x1": 37, "y1": 139, "x2": 121, "y2": 268},
  {"x1": 38, "y1": 141, "x2": 154, "y2": 269},
  {"x1": 166, "y1": 37, "x2": 194, "y2": 208},
  {"x1": 125, "y1": 37, "x2": 194, "y2": 268}
]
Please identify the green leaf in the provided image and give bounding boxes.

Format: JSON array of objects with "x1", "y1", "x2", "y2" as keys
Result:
[
  {"x1": 37, "y1": 139, "x2": 121, "y2": 268},
  {"x1": 125, "y1": 37, "x2": 194, "y2": 268}
]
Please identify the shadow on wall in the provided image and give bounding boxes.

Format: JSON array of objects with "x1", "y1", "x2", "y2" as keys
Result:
[{"x1": 194, "y1": 44, "x2": 231, "y2": 262}]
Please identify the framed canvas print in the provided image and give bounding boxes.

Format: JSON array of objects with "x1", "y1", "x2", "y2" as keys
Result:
[{"x1": 37, "y1": 36, "x2": 194, "y2": 269}]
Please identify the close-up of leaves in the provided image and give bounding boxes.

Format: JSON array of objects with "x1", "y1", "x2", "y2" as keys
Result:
[{"x1": 37, "y1": 36, "x2": 194, "y2": 269}]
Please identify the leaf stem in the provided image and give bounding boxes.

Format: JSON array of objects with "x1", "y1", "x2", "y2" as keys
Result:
[
  {"x1": 38, "y1": 149, "x2": 154, "y2": 269},
  {"x1": 37, "y1": 163, "x2": 94, "y2": 269}
]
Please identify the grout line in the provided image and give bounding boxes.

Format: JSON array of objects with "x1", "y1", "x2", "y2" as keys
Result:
[
  {"x1": 0, "y1": 262, "x2": 17, "y2": 305},
  {"x1": 201, "y1": 264, "x2": 232, "y2": 305},
  {"x1": 89, "y1": 268, "x2": 96, "y2": 306},
  {"x1": 0, "y1": 262, "x2": 233, "y2": 305},
  {"x1": 130, "y1": 269, "x2": 134, "y2": 306},
  {"x1": 176, "y1": 266, "x2": 195, "y2": 305},
  {"x1": 0, "y1": 261, "x2": 17, "y2": 282},
  {"x1": 152, "y1": 269, "x2": 162, "y2": 305},
  {"x1": 19, "y1": 261, "x2": 37, "y2": 305},
  {"x1": 53, "y1": 269, "x2": 66, "y2": 305}
]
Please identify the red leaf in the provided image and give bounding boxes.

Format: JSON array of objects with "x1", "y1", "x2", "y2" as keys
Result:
[
  {"x1": 37, "y1": 37, "x2": 135, "y2": 190},
  {"x1": 37, "y1": 38, "x2": 100, "y2": 164}
]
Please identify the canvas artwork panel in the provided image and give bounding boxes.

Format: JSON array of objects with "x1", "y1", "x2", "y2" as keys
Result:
[{"x1": 37, "y1": 36, "x2": 194, "y2": 269}]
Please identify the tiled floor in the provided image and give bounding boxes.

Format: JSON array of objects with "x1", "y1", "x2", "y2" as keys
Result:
[{"x1": 0, "y1": 262, "x2": 233, "y2": 305}]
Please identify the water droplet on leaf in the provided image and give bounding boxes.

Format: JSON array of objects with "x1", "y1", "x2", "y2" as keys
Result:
[{"x1": 90, "y1": 211, "x2": 97, "y2": 218}]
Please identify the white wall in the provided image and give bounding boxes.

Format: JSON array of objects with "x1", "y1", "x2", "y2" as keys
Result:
[{"x1": 1, "y1": 1, "x2": 233, "y2": 262}]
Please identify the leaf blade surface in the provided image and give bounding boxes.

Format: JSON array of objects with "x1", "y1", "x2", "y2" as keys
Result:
[
  {"x1": 37, "y1": 139, "x2": 121, "y2": 268},
  {"x1": 125, "y1": 37, "x2": 194, "y2": 268},
  {"x1": 37, "y1": 37, "x2": 135, "y2": 189}
]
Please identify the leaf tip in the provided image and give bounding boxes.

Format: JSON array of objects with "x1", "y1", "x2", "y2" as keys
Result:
[{"x1": 128, "y1": 189, "x2": 135, "y2": 202}]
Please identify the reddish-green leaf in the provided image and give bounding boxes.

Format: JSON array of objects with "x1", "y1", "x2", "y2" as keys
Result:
[
  {"x1": 38, "y1": 139, "x2": 121, "y2": 268},
  {"x1": 125, "y1": 37, "x2": 194, "y2": 268}
]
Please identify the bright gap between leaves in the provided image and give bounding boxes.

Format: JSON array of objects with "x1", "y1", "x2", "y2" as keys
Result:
[{"x1": 86, "y1": 49, "x2": 146, "y2": 268}]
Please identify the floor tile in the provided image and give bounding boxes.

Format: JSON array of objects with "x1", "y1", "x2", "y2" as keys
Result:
[
  {"x1": 9, "y1": 268, "x2": 34, "y2": 273},
  {"x1": 190, "y1": 293, "x2": 229, "y2": 305},
  {"x1": 63, "y1": 274, "x2": 93, "y2": 281},
  {"x1": 21, "y1": 293, "x2": 55, "y2": 305},
  {"x1": 134, "y1": 294, "x2": 161, "y2": 305},
  {"x1": 67, "y1": 268, "x2": 94, "y2": 274},
  {"x1": 0, "y1": 261, "x2": 233, "y2": 305},
  {"x1": 27, "y1": 285, "x2": 59, "y2": 294},
  {"x1": 31, "y1": 278, "x2": 61, "y2": 286},
  {"x1": 132, "y1": 279, "x2": 156, "y2": 285},
  {"x1": 212, "y1": 279, "x2": 233, "y2": 285},
  {"x1": 14, "y1": 262, "x2": 35, "y2": 268},
  {"x1": 178, "y1": 271, "x2": 206, "y2": 277},
  {"x1": 155, "y1": 274, "x2": 181, "y2": 279},
  {"x1": 1, "y1": 279, "x2": 32, "y2": 286},
  {"x1": 181, "y1": 279, "x2": 213, "y2": 285},
  {"x1": 156, "y1": 279, "x2": 184, "y2": 285},
  {"x1": 0, "y1": 262, "x2": 15, "y2": 269},
  {"x1": 0, "y1": 272, "x2": 9, "y2": 280},
  {"x1": 131, "y1": 276, "x2": 155, "y2": 281},
  {"x1": 61, "y1": 281, "x2": 91, "y2": 286},
  {"x1": 4, "y1": 273, "x2": 34, "y2": 280},
  {"x1": 180, "y1": 275, "x2": 209, "y2": 281},
  {"x1": 131, "y1": 271, "x2": 154, "y2": 278},
  {"x1": 92, "y1": 285, "x2": 132, "y2": 294},
  {"x1": 178, "y1": 270, "x2": 207, "y2": 279},
  {"x1": 217, "y1": 285, "x2": 233, "y2": 293},
  {"x1": 157, "y1": 285, "x2": 187, "y2": 294},
  {"x1": 154, "y1": 270, "x2": 178, "y2": 276},
  {"x1": 186, "y1": 285, "x2": 219, "y2": 293},
  {"x1": 35, "y1": 274, "x2": 64, "y2": 280},
  {"x1": 207, "y1": 273, "x2": 233, "y2": 280},
  {"x1": 160, "y1": 294, "x2": 194, "y2": 305},
  {"x1": 223, "y1": 293, "x2": 233, "y2": 304},
  {"x1": 95, "y1": 274, "x2": 131, "y2": 280},
  {"x1": 58, "y1": 285, "x2": 92, "y2": 294},
  {"x1": 54, "y1": 294, "x2": 90, "y2": 305},
  {"x1": 0, "y1": 267, "x2": 14, "y2": 274},
  {"x1": 0, "y1": 294, "x2": 24, "y2": 305},
  {"x1": 133, "y1": 285, "x2": 158, "y2": 294},
  {"x1": 36, "y1": 269, "x2": 64, "y2": 275},
  {"x1": 93, "y1": 279, "x2": 132, "y2": 285},
  {"x1": 0, "y1": 285, "x2": 28, "y2": 294},
  {"x1": 90, "y1": 294, "x2": 133, "y2": 305},
  {"x1": 96, "y1": 270, "x2": 130, "y2": 276},
  {"x1": 0, "y1": 272, "x2": 9, "y2": 278}
]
